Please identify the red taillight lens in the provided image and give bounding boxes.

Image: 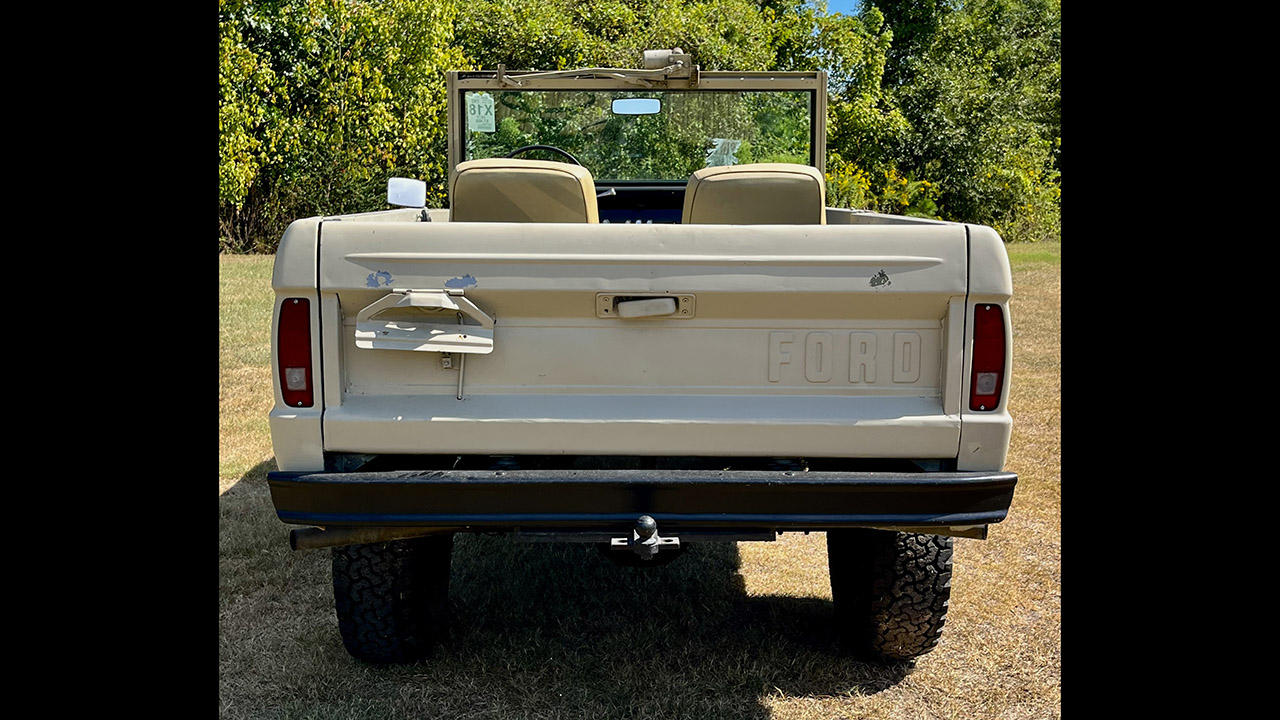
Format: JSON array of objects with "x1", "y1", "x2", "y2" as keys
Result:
[
  {"x1": 277, "y1": 298, "x2": 313, "y2": 408},
  {"x1": 969, "y1": 304, "x2": 1005, "y2": 411}
]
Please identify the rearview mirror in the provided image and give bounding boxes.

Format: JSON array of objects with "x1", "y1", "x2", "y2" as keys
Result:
[
  {"x1": 611, "y1": 98, "x2": 661, "y2": 115},
  {"x1": 387, "y1": 177, "x2": 427, "y2": 208}
]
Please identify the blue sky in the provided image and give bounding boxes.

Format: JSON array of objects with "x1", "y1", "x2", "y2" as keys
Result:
[{"x1": 823, "y1": 0, "x2": 861, "y2": 16}]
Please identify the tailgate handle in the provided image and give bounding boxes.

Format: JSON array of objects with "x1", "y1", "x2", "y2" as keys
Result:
[
  {"x1": 354, "y1": 290, "x2": 494, "y2": 354},
  {"x1": 596, "y1": 294, "x2": 695, "y2": 318},
  {"x1": 615, "y1": 297, "x2": 677, "y2": 318}
]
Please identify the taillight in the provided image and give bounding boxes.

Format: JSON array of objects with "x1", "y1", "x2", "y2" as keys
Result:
[
  {"x1": 277, "y1": 298, "x2": 313, "y2": 408},
  {"x1": 969, "y1": 304, "x2": 1005, "y2": 411}
]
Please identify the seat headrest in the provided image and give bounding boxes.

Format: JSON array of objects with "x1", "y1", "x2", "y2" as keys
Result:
[
  {"x1": 683, "y1": 163, "x2": 826, "y2": 225},
  {"x1": 450, "y1": 158, "x2": 598, "y2": 223}
]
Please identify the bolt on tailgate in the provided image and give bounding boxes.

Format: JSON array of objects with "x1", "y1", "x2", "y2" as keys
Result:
[{"x1": 316, "y1": 220, "x2": 970, "y2": 459}]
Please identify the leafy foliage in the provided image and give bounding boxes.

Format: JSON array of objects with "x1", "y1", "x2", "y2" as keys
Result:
[
  {"x1": 815, "y1": 7, "x2": 910, "y2": 184},
  {"x1": 871, "y1": 0, "x2": 1060, "y2": 241},
  {"x1": 456, "y1": 0, "x2": 776, "y2": 73},
  {"x1": 218, "y1": 0, "x2": 1060, "y2": 251},
  {"x1": 218, "y1": 0, "x2": 464, "y2": 252}
]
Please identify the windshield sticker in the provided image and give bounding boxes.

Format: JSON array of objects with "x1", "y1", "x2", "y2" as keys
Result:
[
  {"x1": 466, "y1": 93, "x2": 495, "y2": 132},
  {"x1": 705, "y1": 138, "x2": 742, "y2": 167}
]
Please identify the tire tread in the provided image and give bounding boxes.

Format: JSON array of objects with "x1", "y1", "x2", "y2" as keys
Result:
[
  {"x1": 331, "y1": 535, "x2": 452, "y2": 663},
  {"x1": 828, "y1": 529, "x2": 952, "y2": 661}
]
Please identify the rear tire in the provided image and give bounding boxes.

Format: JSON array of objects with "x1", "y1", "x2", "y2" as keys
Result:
[
  {"x1": 331, "y1": 534, "x2": 453, "y2": 663},
  {"x1": 827, "y1": 529, "x2": 952, "y2": 661}
]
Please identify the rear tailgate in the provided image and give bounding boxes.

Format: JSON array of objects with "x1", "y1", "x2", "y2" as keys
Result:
[{"x1": 316, "y1": 221, "x2": 969, "y2": 459}]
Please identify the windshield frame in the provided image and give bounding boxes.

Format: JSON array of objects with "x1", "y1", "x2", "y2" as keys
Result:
[{"x1": 447, "y1": 70, "x2": 827, "y2": 184}]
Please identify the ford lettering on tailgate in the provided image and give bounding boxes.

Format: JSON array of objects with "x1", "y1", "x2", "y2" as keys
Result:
[{"x1": 768, "y1": 330, "x2": 929, "y2": 385}]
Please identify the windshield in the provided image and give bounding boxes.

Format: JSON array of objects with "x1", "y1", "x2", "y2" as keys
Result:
[{"x1": 462, "y1": 89, "x2": 813, "y2": 183}]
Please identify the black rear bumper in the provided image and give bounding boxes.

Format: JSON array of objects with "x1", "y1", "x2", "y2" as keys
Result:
[{"x1": 267, "y1": 468, "x2": 1018, "y2": 532}]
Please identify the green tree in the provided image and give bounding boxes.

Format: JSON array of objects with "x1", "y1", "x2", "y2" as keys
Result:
[
  {"x1": 456, "y1": 0, "x2": 777, "y2": 72},
  {"x1": 455, "y1": 0, "x2": 592, "y2": 72},
  {"x1": 870, "y1": 0, "x2": 1060, "y2": 239},
  {"x1": 218, "y1": 0, "x2": 464, "y2": 253},
  {"x1": 767, "y1": 5, "x2": 929, "y2": 216},
  {"x1": 817, "y1": 7, "x2": 910, "y2": 188},
  {"x1": 874, "y1": 0, "x2": 956, "y2": 87},
  {"x1": 219, "y1": 3, "x2": 276, "y2": 241},
  {"x1": 219, "y1": 0, "x2": 1058, "y2": 251}
]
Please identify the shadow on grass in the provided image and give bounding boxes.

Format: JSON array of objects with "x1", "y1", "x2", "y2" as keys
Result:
[{"x1": 220, "y1": 459, "x2": 912, "y2": 719}]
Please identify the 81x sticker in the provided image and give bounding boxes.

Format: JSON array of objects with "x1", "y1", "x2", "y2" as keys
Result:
[{"x1": 466, "y1": 93, "x2": 495, "y2": 132}]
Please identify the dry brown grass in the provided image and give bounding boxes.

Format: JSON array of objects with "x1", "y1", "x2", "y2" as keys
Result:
[
  {"x1": 220, "y1": 254, "x2": 277, "y2": 492},
  {"x1": 219, "y1": 242, "x2": 1060, "y2": 718}
]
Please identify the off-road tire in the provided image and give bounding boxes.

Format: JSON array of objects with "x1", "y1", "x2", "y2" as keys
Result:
[
  {"x1": 827, "y1": 529, "x2": 952, "y2": 661},
  {"x1": 331, "y1": 534, "x2": 453, "y2": 663}
]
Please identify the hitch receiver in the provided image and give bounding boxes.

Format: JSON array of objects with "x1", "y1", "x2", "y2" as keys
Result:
[{"x1": 609, "y1": 515, "x2": 680, "y2": 560}]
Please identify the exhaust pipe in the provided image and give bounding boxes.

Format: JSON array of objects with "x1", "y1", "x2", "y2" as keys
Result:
[{"x1": 289, "y1": 526, "x2": 458, "y2": 551}]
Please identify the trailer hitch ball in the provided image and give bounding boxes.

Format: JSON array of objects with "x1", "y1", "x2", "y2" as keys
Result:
[
  {"x1": 609, "y1": 515, "x2": 679, "y2": 559},
  {"x1": 634, "y1": 515, "x2": 660, "y2": 559},
  {"x1": 636, "y1": 515, "x2": 657, "y2": 540}
]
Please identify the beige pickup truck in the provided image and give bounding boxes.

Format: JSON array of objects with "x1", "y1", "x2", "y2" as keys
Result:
[{"x1": 268, "y1": 52, "x2": 1017, "y2": 665}]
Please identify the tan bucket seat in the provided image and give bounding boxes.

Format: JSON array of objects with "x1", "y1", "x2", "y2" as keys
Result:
[
  {"x1": 682, "y1": 163, "x2": 826, "y2": 224},
  {"x1": 450, "y1": 158, "x2": 599, "y2": 223}
]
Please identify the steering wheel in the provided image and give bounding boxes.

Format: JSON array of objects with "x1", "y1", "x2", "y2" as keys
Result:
[{"x1": 505, "y1": 144, "x2": 583, "y2": 166}]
